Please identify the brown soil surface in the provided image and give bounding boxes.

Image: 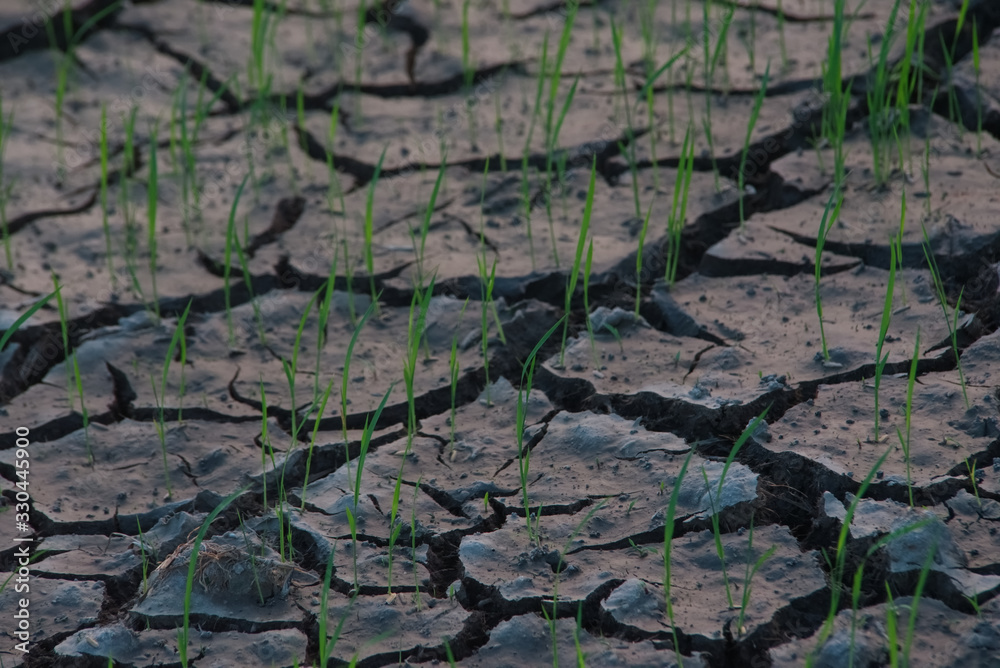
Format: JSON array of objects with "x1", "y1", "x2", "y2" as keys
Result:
[{"x1": 3, "y1": 0, "x2": 1000, "y2": 666}]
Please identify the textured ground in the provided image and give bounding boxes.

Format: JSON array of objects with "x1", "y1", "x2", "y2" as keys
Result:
[{"x1": 2, "y1": 0, "x2": 1000, "y2": 666}]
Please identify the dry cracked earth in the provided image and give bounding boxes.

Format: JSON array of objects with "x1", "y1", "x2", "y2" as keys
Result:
[{"x1": 2, "y1": 0, "x2": 1000, "y2": 666}]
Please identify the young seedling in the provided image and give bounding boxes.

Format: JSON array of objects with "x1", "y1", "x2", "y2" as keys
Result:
[
  {"x1": 519, "y1": 32, "x2": 549, "y2": 268},
  {"x1": 121, "y1": 107, "x2": 143, "y2": 301},
  {"x1": 865, "y1": 0, "x2": 903, "y2": 187},
  {"x1": 477, "y1": 254, "x2": 499, "y2": 404},
  {"x1": 583, "y1": 240, "x2": 598, "y2": 367},
  {"x1": 814, "y1": 191, "x2": 844, "y2": 362},
  {"x1": 298, "y1": 377, "x2": 334, "y2": 511},
  {"x1": 901, "y1": 540, "x2": 939, "y2": 666},
  {"x1": 542, "y1": 498, "x2": 608, "y2": 665},
  {"x1": 846, "y1": 519, "x2": 932, "y2": 667},
  {"x1": 966, "y1": 458, "x2": 983, "y2": 507},
  {"x1": 415, "y1": 158, "x2": 447, "y2": 284},
  {"x1": 738, "y1": 63, "x2": 770, "y2": 227},
  {"x1": 701, "y1": 2, "x2": 736, "y2": 190},
  {"x1": 224, "y1": 174, "x2": 251, "y2": 346},
  {"x1": 178, "y1": 487, "x2": 248, "y2": 668},
  {"x1": 895, "y1": 327, "x2": 920, "y2": 506},
  {"x1": 873, "y1": 244, "x2": 898, "y2": 441},
  {"x1": 147, "y1": 121, "x2": 161, "y2": 321},
  {"x1": 921, "y1": 224, "x2": 969, "y2": 407},
  {"x1": 48, "y1": 1, "x2": 117, "y2": 178},
  {"x1": 341, "y1": 298, "x2": 377, "y2": 466},
  {"x1": 558, "y1": 157, "x2": 596, "y2": 367},
  {"x1": 665, "y1": 126, "x2": 695, "y2": 286},
  {"x1": 233, "y1": 234, "x2": 267, "y2": 346},
  {"x1": 702, "y1": 408, "x2": 770, "y2": 608},
  {"x1": 97, "y1": 105, "x2": 116, "y2": 286},
  {"x1": 136, "y1": 518, "x2": 151, "y2": 595},
  {"x1": 610, "y1": 18, "x2": 639, "y2": 219},
  {"x1": 517, "y1": 318, "x2": 565, "y2": 540},
  {"x1": 53, "y1": 275, "x2": 90, "y2": 463},
  {"x1": 343, "y1": 385, "x2": 393, "y2": 590},
  {"x1": 663, "y1": 448, "x2": 695, "y2": 666},
  {"x1": 542, "y1": 74, "x2": 579, "y2": 259},
  {"x1": 806, "y1": 446, "x2": 894, "y2": 666},
  {"x1": 151, "y1": 299, "x2": 193, "y2": 499},
  {"x1": 736, "y1": 517, "x2": 778, "y2": 636},
  {"x1": 387, "y1": 279, "x2": 436, "y2": 592}
]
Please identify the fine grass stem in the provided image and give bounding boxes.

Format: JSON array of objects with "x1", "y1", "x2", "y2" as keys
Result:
[
  {"x1": 516, "y1": 317, "x2": 565, "y2": 540},
  {"x1": 224, "y1": 174, "x2": 251, "y2": 346},
  {"x1": 873, "y1": 243, "x2": 897, "y2": 441},
  {"x1": 663, "y1": 448, "x2": 695, "y2": 666},
  {"x1": 896, "y1": 328, "x2": 920, "y2": 507},
  {"x1": 921, "y1": 224, "x2": 969, "y2": 407},
  {"x1": 738, "y1": 64, "x2": 770, "y2": 227},
  {"x1": 559, "y1": 157, "x2": 596, "y2": 367},
  {"x1": 814, "y1": 191, "x2": 844, "y2": 361},
  {"x1": 178, "y1": 487, "x2": 248, "y2": 668},
  {"x1": 665, "y1": 125, "x2": 694, "y2": 286},
  {"x1": 703, "y1": 408, "x2": 770, "y2": 608},
  {"x1": 53, "y1": 276, "x2": 90, "y2": 463}
]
